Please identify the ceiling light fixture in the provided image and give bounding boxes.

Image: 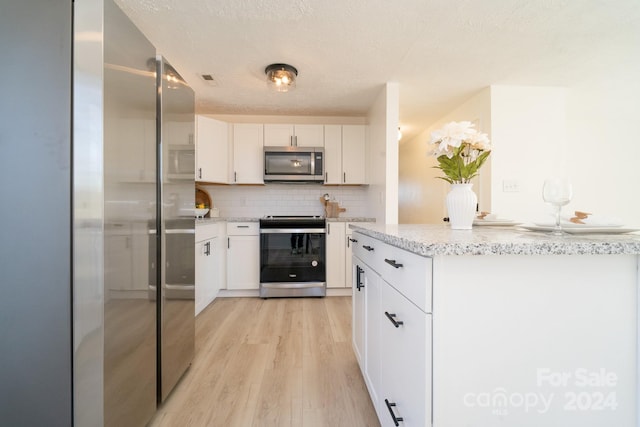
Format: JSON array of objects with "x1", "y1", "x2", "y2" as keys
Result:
[{"x1": 265, "y1": 63, "x2": 298, "y2": 92}]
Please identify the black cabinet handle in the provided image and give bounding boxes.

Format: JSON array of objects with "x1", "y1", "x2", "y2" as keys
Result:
[
  {"x1": 384, "y1": 311, "x2": 403, "y2": 328},
  {"x1": 384, "y1": 399, "x2": 403, "y2": 426},
  {"x1": 384, "y1": 258, "x2": 403, "y2": 268},
  {"x1": 349, "y1": 238, "x2": 358, "y2": 243},
  {"x1": 198, "y1": 168, "x2": 202, "y2": 179},
  {"x1": 236, "y1": 225, "x2": 249, "y2": 228},
  {"x1": 363, "y1": 245, "x2": 374, "y2": 252},
  {"x1": 356, "y1": 266, "x2": 364, "y2": 291},
  {"x1": 204, "y1": 241, "x2": 211, "y2": 256}
]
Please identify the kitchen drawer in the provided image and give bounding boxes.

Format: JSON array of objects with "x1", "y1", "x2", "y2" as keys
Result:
[
  {"x1": 352, "y1": 232, "x2": 381, "y2": 268},
  {"x1": 196, "y1": 223, "x2": 219, "y2": 242},
  {"x1": 379, "y1": 282, "x2": 431, "y2": 427},
  {"x1": 378, "y1": 242, "x2": 432, "y2": 314},
  {"x1": 226, "y1": 222, "x2": 259, "y2": 235}
]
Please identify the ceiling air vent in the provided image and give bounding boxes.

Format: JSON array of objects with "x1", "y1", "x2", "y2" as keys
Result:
[{"x1": 200, "y1": 74, "x2": 218, "y2": 86}]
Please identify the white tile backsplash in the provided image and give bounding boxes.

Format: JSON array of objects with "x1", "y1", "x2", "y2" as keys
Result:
[{"x1": 200, "y1": 184, "x2": 370, "y2": 218}]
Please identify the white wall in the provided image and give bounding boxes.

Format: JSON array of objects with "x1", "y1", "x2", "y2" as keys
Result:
[
  {"x1": 565, "y1": 46, "x2": 640, "y2": 226},
  {"x1": 399, "y1": 88, "x2": 491, "y2": 224},
  {"x1": 400, "y1": 80, "x2": 640, "y2": 226},
  {"x1": 366, "y1": 82, "x2": 400, "y2": 224},
  {"x1": 490, "y1": 86, "x2": 567, "y2": 222}
]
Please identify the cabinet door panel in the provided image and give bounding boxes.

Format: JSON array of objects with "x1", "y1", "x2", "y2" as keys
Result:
[
  {"x1": 352, "y1": 257, "x2": 366, "y2": 366},
  {"x1": 326, "y1": 222, "x2": 346, "y2": 288},
  {"x1": 294, "y1": 124, "x2": 324, "y2": 147},
  {"x1": 342, "y1": 125, "x2": 366, "y2": 184},
  {"x1": 323, "y1": 125, "x2": 342, "y2": 184},
  {"x1": 263, "y1": 124, "x2": 294, "y2": 147},
  {"x1": 196, "y1": 116, "x2": 228, "y2": 183},
  {"x1": 364, "y1": 263, "x2": 382, "y2": 411},
  {"x1": 380, "y1": 283, "x2": 431, "y2": 427},
  {"x1": 227, "y1": 235, "x2": 259, "y2": 289},
  {"x1": 232, "y1": 124, "x2": 264, "y2": 184}
]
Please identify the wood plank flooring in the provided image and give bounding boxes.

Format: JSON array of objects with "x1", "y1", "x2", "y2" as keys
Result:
[{"x1": 148, "y1": 297, "x2": 380, "y2": 427}]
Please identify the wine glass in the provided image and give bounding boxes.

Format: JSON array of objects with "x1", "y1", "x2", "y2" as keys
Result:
[{"x1": 542, "y1": 178, "x2": 573, "y2": 236}]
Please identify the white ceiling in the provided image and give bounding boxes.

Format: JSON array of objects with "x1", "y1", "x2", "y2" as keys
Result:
[{"x1": 116, "y1": 0, "x2": 640, "y2": 142}]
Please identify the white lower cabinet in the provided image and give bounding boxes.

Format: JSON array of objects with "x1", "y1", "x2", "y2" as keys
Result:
[
  {"x1": 352, "y1": 231, "x2": 432, "y2": 427},
  {"x1": 195, "y1": 223, "x2": 223, "y2": 315},
  {"x1": 379, "y1": 282, "x2": 431, "y2": 427},
  {"x1": 328, "y1": 222, "x2": 374, "y2": 289},
  {"x1": 326, "y1": 222, "x2": 346, "y2": 288},
  {"x1": 226, "y1": 222, "x2": 260, "y2": 290},
  {"x1": 352, "y1": 260, "x2": 366, "y2": 365}
]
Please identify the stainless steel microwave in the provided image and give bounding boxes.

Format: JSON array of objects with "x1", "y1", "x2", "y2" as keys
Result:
[{"x1": 263, "y1": 146, "x2": 324, "y2": 182}]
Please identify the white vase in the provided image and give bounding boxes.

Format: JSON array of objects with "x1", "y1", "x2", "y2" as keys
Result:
[{"x1": 446, "y1": 183, "x2": 477, "y2": 230}]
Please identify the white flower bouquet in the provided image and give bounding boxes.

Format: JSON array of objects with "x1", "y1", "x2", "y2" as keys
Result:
[{"x1": 429, "y1": 121, "x2": 491, "y2": 184}]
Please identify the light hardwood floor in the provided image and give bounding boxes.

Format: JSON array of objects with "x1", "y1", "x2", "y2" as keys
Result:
[{"x1": 148, "y1": 296, "x2": 380, "y2": 427}]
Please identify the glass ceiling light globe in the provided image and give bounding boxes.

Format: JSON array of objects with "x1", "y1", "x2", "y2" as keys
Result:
[{"x1": 265, "y1": 63, "x2": 298, "y2": 93}]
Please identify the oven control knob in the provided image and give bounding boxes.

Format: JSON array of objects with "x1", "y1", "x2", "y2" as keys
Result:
[{"x1": 311, "y1": 260, "x2": 318, "y2": 267}]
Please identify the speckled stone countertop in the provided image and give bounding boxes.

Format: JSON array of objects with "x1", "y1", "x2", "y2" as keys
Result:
[
  {"x1": 326, "y1": 217, "x2": 375, "y2": 222},
  {"x1": 349, "y1": 223, "x2": 640, "y2": 257},
  {"x1": 196, "y1": 217, "x2": 374, "y2": 225},
  {"x1": 196, "y1": 217, "x2": 259, "y2": 225}
]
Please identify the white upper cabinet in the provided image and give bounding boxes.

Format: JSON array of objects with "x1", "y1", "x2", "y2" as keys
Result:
[
  {"x1": 341, "y1": 125, "x2": 367, "y2": 184},
  {"x1": 264, "y1": 124, "x2": 324, "y2": 147},
  {"x1": 232, "y1": 123, "x2": 264, "y2": 184},
  {"x1": 324, "y1": 124, "x2": 367, "y2": 185},
  {"x1": 195, "y1": 115, "x2": 229, "y2": 183}
]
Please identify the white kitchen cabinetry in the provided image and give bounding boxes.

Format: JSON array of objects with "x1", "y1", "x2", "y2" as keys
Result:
[
  {"x1": 324, "y1": 124, "x2": 367, "y2": 184},
  {"x1": 327, "y1": 221, "x2": 374, "y2": 289},
  {"x1": 195, "y1": 115, "x2": 228, "y2": 183},
  {"x1": 353, "y1": 231, "x2": 432, "y2": 427},
  {"x1": 352, "y1": 260, "x2": 366, "y2": 365},
  {"x1": 232, "y1": 124, "x2": 264, "y2": 184},
  {"x1": 326, "y1": 222, "x2": 346, "y2": 288},
  {"x1": 195, "y1": 223, "x2": 222, "y2": 315},
  {"x1": 226, "y1": 222, "x2": 260, "y2": 290},
  {"x1": 345, "y1": 222, "x2": 372, "y2": 289},
  {"x1": 263, "y1": 124, "x2": 324, "y2": 147}
]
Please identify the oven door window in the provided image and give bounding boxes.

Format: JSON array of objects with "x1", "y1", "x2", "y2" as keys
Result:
[
  {"x1": 260, "y1": 232, "x2": 326, "y2": 283},
  {"x1": 265, "y1": 152, "x2": 312, "y2": 176}
]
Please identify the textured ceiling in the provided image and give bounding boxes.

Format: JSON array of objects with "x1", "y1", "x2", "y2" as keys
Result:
[{"x1": 115, "y1": 0, "x2": 640, "y2": 141}]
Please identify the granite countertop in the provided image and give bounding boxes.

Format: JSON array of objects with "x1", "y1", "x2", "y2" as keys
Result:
[
  {"x1": 196, "y1": 216, "x2": 375, "y2": 225},
  {"x1": 326, "y1": 217, "x2": 375, "y2": 222},
  {"x1": 349, "y1": 223, "x2": 640, "y2": 256}
]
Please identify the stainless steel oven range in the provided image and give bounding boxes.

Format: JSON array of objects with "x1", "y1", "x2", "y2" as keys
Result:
[{"x1": 259, "y1": 216, "x2": 326, "y2": 298}]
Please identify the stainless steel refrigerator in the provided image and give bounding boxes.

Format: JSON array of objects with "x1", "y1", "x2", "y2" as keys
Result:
[
  {"x1": 1, "y1": 1, "x2": 194, "y2": 425},
  {"x1": 104, "y1": 1, "x2": 195, "y2": 425}
]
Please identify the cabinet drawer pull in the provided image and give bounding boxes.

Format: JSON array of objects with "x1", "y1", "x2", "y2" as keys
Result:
[
  {"x1": 356, "y1": 266, "x2": 364, "y2": 291},
  {"x1": 384, "y1": 258, "x2": 403, "y2": 268},
  {"x1": 236, "y1": 225, "x2": 250, "y2": 228},
  {"x1": 384, "y1": 311, "x2": 403, "y2": 328},
  {"x1": 349, "y1": 238, "x2": 358, "y2": 243},
  {"x1": 363, "y1": 245, "x2": 374, "y2": 252},
  {"x1": 384, "y1": 399, "x2": 404, "y2": 426}
]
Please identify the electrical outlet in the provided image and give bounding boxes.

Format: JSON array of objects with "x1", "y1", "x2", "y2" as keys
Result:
[{"x1": 502, "y1": 179, "x2": 520, "y2": 192}]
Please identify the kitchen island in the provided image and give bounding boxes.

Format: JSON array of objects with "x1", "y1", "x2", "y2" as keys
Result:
[{"x1": 349, "y1": 223, "x2": 640, "y2": 427}]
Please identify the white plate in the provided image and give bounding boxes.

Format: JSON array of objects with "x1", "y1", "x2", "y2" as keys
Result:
[
  {"x1": 520, "y1": 225, "x2": 639, "y2": 235},
  {"x1": 473, "y1": 219, "x2": 521, "y2": 226},
  {"x1": 533, "y1": 222, "x2": 622, "y2": 229}
]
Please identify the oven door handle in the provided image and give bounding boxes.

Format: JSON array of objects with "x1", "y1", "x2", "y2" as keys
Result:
[{"x1": 260, "y1": 228, "x2": 326, "y2": 234}]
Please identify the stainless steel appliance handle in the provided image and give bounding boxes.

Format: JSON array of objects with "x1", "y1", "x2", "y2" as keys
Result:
[
  {"x1": 260, "y1": 228, "x2": 326, "y2": 234},
  {"x1": 165, "y1": 229, "x2": 196, "y2": 234}
]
